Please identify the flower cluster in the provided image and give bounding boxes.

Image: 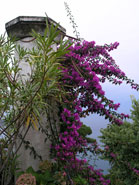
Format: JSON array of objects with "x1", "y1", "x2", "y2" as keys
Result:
[
  {"x1": 16, "y1": 173, "x2": 36, "y2": 185},
  {"x1": 62, "y1": 40, "x2": 132, "y2": 125},
  {"x1": 55, "y1": 108, "x2": 86, "y2": 161},
  {"x1": 88, "y1": 165, "x2": 110, "y2": 185},
  {"x1": 53, "y1": 39, "x2": 139, "y2": 184},
  {"x1": 132, "y1": 168, "x2": 139, "y2": 176}
]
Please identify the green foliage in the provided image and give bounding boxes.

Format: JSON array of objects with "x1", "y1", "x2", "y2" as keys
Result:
[
  {"x1": 17, "y1": 166, "x2": 54, "y2": 185},
  {"x1": 0, "y1": 137, "x2": 20, "y2": 185},
  {"x1": 0, "y1": 19, "x2": 71, "y2": 185},
  {"x1": 39, "y1": 160, "x2": 52, "y2": 172},
  {"x1": 73, "y1": 175, "x2": 89, "y2": 185},
  {"x1": 99, "y1": 97, "x2": 139, "y2": 185},
  {"x1": 16, "y1": 164, "x2": 67, "y2": 185},
  {"x1": 130, "y1": 96, "x2": 139, "y2": 123},
  {"x1": 0, "y1": 19, "x2": 71, "y2": 128},
  {"x1": 78, "y1": 124, "x2": 92, "y2": 137},
  {"x1": 78, "y1": 124, "x2": 96, "y2": 143}
]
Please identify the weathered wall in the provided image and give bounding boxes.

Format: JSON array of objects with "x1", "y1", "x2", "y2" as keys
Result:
[{"x1": 14, "y1": 37, "x2": 59, "y2": 171}]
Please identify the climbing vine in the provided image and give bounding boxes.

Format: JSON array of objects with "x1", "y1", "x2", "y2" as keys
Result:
[{"x1": 51, "y1": 39, "x2": 139, "y2": 184}]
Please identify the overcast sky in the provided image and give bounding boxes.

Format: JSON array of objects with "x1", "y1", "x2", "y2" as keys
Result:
[
  {"x1": 1, "y1": 0, "x2": 139, "y2": 79},
  {"x1": 1, "y1": 0, "x2": 139, "y2": 136}
]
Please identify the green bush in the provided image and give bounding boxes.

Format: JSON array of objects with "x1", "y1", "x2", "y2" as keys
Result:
[{"x1": 99, "y1": 97, "x2": 139, "y2": 185}]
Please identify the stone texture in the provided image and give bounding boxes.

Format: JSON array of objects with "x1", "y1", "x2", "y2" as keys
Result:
[{"x1": 5, "y1": 16, "x2": 66, "y2": 41}]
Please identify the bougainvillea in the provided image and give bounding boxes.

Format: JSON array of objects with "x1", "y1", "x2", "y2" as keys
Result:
[{"x1": 52, "y1": 40, "x2": 139, "y2": 184}]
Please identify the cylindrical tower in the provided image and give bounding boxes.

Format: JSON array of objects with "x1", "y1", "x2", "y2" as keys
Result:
[{"x1": 5, "y1": 16, "x2": 66, "y2": 171}]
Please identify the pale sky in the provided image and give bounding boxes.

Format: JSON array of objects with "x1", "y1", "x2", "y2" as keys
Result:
[
  {"x1": 1, "y1": 0, "x2": 139, "y2": 133},
  {"x1": 1, "y1": 0, "x2": 139, "y2": 79}
]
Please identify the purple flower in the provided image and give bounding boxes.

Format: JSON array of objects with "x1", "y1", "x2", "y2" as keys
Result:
[{"x1": 110, "y1": 152, "x2": 117, "y2": 159}]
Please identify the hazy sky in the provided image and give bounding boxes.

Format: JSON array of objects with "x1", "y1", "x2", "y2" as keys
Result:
[
  {"x1": 1, "y1": 0, "x2": 139, "y2": 80},
  {"x1": 1, "y1": 0, "x2": 139, "y2": 137}
]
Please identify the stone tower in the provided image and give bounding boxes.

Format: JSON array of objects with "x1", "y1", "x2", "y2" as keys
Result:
[{"x1": 5, "y1": 16, "x2": 66, "y2": 171}]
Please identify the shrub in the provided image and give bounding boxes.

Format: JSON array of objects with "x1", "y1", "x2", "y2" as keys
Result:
[{"x1": 99, "y1": 97, "x2": 139, "y2": 185}]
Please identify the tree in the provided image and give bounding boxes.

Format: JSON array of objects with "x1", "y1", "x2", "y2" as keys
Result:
[
  {"x1": 99, "y1": 97, "x2": 139, "y2": 185},
  {"x1": 0, "y1": 22, "x2": 71, "y2": 184}
]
